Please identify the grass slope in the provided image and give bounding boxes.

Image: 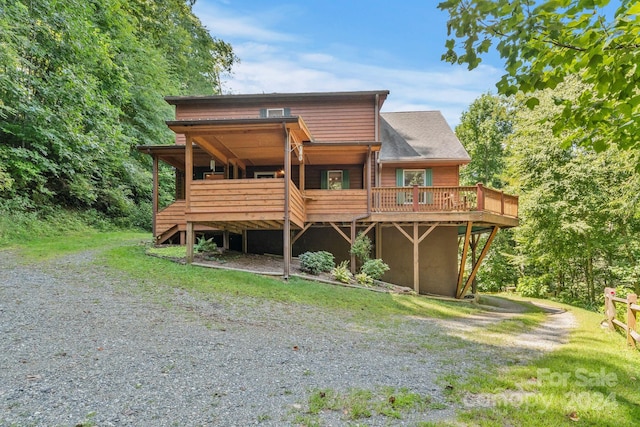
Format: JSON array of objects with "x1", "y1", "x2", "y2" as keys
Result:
[{"x1": 448, "y1": 298, "x2": 640, "y2": 427}]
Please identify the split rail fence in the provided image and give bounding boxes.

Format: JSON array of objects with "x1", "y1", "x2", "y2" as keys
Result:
[{"x1": 604, "y1": 287, "x2": 639, "y2": 348}]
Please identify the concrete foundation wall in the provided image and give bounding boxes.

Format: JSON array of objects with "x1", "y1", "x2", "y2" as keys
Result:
[
  {"x1": 380, "y1": 226, "x2": 459, "y2": 297},
  {"x1": 247, "y1": 225, "x2": 459, "y2": 297},
  {"x1": 247, "y1": 227, "x2": 371, "y2": 262}
]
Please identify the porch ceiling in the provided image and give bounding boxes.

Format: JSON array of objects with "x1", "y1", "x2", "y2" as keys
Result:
[
  {"x1": 142, "y1": 117, "x2": 381, "y2": 167},
  {"x1": 136, "y1": 145, "x2": 212, "y2": 171},
  {"x1": 167, "y1": 117, "x2": 311, "y2": 167}
]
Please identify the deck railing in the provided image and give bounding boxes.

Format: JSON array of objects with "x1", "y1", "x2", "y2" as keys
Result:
[
  {"x1": 371, "y1": 184, "x2": 518, "y2": 217},
  {"x1": 156, "y1": 200, "x2": 186, "y2": 235},
  {"x1": 481, "y1": 186, "x2": 519, "y2": 217},
  {"x1": 288, "y1": 179, "x2": 306, "y2": 226},
  {"x1": 179, "y1": 181, "x2": 517, "y2": 226}
]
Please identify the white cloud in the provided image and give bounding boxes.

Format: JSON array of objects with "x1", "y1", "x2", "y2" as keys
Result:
[
  {"x1": 222, "y1": 55, "x2": 502, "y2": 125},
  {"x1": 194, "y1": 3, "x2": 296, "y2": 42},
  {"x1": 194, "y1": 2, "x2": 503, "y2": 126}
]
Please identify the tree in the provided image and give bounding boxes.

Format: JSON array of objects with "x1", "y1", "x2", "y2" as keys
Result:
[
  {"x1": 455, "y1": 93, "x2": 518, "y2": 293},
  {"x1": 439, "y1": 0, "x2": 640, "y2": 153},
  {"x1": 504, "y1": 78, "x2": 640, "y2": 308},
  {"x1": 456, "y1": 93, "x2": 512, "y2": 188},
  {"x1": 0, "y1": 0, "x2": 236, "y2": 227}
]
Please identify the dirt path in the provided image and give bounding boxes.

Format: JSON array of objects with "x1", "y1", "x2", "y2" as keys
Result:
[
  {"x1": 512, "y1": 302, "x2": 577, "y2": 351},
  {"x1": 437, "y1": 296, "x2": 577, "y2": 357}
]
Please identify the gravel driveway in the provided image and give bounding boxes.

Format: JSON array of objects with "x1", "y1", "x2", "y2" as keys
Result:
[{"x1": 0, "y1": 247, "x2": 566, "y2": 426}]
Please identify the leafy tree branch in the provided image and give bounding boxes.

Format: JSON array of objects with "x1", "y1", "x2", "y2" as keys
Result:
[{"x1": 439, "y1": 0, "x2": 640, "y2": 152}]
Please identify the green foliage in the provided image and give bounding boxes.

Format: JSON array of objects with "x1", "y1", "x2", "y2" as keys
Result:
[
  {"x1": 194, "y1": 236, "x2": 217, "y2": 254},
  {"x1": 452, "y1": 302, "x2": 640, "y2": 425},
  {"x1": 299, "y1": 251, "x2": 335, "y2": 275},
  {"x1": 331, "y1": 260, "x2": 353, "y2": 284},
  {"x1": 475, "y1": 229, "x2": 519, "y2": 293},
  {"x1": 516, "y1": 276, "x2": 549, "y2": 298},
  {"x1": 355, "y1": 272, "x2": 373, "y2": 287},
  {"x1": 439, "y1": 0, "x2": 640, "y2": 152},
  {"x1": 459, "y1": 79, "x2": 640, "y2": 308},
  {"x1": 456, "y1": 93, "x2": 513, "y2": 187},
  {"x1": 350, "y1": 231, "x2": 373, "y2": 263},
  {"x1": 0, "y1": 203, "x2": 125, "y2": 248},
  {"x1": 360, "y1": 259, "x2": 390, "y2": 280},
  {"x1": 503, "y1": 80, "x2": 640, "y2": 308},
  {"x1": 0, "y1": 0, "x2": 236, "y2": 226}
]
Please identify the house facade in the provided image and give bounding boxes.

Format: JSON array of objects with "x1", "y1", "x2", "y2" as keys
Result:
[{"x1": 138, "y1": 90, "x2": 518, "y2": 298}]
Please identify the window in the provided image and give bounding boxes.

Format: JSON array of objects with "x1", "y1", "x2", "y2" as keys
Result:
[
  {"x1": 403, "y1": 170, "x2": 426, "y2": 187},
  {"x1": 321, "y1": 170, "x2": 350, "y2": 190},
  {"x1": 266, "y1": 108, "x2": 284, "y2": 118},
  {"x1": 260, "y1": 108, "x2": 290, "y2": 118},
  {"x1": 328, "y1": 170, "x2": 344, "y2": 190},
  {"x1": 396, "y1": 168, "x2": 433, "y2": 204},
  {"x1": 254, "y1": 172, "x2": 277, "y2": 179}
]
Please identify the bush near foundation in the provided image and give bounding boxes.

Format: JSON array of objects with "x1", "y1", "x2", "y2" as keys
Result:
[
  {"x1": 361, "y1": 259, "x2": 390, "y2": 280},
  {"x1": 331, "y1": 261, "x2": 353, "y2": 283},
  {"x1": 299, "y1": 251, "x2": 335, "y2": 275}
]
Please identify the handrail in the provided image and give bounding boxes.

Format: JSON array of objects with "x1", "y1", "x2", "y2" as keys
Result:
[
  {"x1": 604, "y1": 287, "x2": 639, "y2": 348},
  {"x1": 370, "y1": 184, "x2": 518, "y2": 217}
]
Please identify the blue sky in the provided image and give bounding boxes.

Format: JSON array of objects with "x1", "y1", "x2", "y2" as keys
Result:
[{"x1": 193, "y1": 0, "x2": 506, "y2": 127}]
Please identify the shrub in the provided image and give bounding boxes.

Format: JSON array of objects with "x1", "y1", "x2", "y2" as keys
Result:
[
  {"x1": 355, "y1": 272, "x2": 373, "y2": 287},
  {"x1": 350, "y1": 231, "x2": 372, "y2": 263},
  {"x1": 516, "y1": 275, "x2": 548, "y2": 298},
  {"x1": 331, "y1": 260, "x2": 353, "y2": 283},
  {"x1": 299, "y1": 251, "x2": 335, "y2": 275},
  {"x1": 361, "y1": 259, "x2": 390, "y2": 280},
  {"x1": 195, "y1": 236, "x2": 217, "y2": 253}
]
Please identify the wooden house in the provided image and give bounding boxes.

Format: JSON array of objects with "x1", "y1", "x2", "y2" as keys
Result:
[{"x1": 138, "y1": 90, "x2": 518, "y2": 298}]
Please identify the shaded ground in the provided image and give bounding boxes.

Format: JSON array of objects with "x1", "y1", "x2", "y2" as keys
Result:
[{"x1": 192, "y1": 250, "x2": 412, "y2": 293}]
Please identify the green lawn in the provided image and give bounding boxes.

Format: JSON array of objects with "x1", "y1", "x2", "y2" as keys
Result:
[
  {"x1": 448, "y1": 298, "x2": 640, "y2": 427},
  {"x1": 104, "y1": 241, "x2": 482, "y2": 321}
]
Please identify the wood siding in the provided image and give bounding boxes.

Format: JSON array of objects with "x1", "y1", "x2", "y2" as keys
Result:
[
  {"x1": 246, "y1": 165, "x2": 365, "y2": 190},
  {"x1": 380, "y1": 165, "x2": 459, "y2": 187},
  {"x1": 174, "y1": 99, "x2": 375, "y2": 142}
]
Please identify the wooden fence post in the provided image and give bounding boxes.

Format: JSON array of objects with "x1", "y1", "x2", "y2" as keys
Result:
[
  {"x1": 605, "y1": 287, "x2": 616, "y2": 331},
  {"x1": 476, "y1": 183, "x2": 485, "y2": 211},
  {"x1": 627, "y1": 293, "x2": 638, "y2": 347}
]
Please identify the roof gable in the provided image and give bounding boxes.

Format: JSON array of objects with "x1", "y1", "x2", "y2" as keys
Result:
[{"x1": 380, "y1": 111, "x2": 470, "y2": 163}]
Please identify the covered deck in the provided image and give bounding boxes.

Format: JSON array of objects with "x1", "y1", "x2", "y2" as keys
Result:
[{"x1": 139, "y1": 116, "x2": 518, "y2": 298}]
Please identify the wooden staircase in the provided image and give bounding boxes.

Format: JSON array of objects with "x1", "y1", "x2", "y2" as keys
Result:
[{"x1": 155, "y1": 200, "x2": 186, "y2": 244}]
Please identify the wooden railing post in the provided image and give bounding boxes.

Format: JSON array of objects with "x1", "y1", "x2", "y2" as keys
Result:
[
  {"x1": 605, "y1": 287, "x2": 616, "y2": 331},
  {"x1": 412, "y1": 185, "x2": 419, "y2": 212},
  {"x1": 627, "y1": 293, "x2": 638, "y2": 346},
  {"x1": 476, "y1": 183, "x2": 485, "y2": 211},
  {"x1": 500, "y1": 190, "x2": 505, "y2": 215}
]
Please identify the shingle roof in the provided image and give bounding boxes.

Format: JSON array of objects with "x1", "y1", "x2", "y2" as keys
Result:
[
  {"x1": 380, "y1": 111, "x2": 470, "y2": 163},
  {"x1": 165, "y1": 90, "x2": 389, "y2": 105}
]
